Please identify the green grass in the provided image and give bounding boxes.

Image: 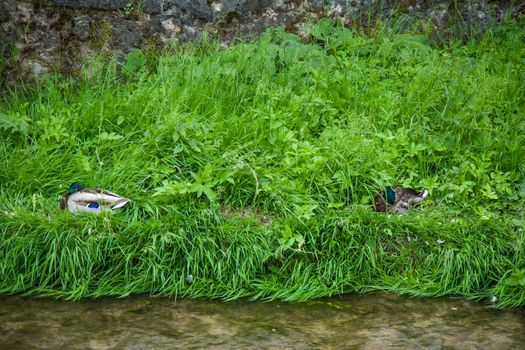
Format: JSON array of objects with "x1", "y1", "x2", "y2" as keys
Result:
[{"x1": 1, "y1": 18, "x2": 524, "y2": 307}]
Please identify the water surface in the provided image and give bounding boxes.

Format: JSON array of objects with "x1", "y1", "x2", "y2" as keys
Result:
[{"x1": 1, "y1": 293, "x2": 523, "y2": 349}]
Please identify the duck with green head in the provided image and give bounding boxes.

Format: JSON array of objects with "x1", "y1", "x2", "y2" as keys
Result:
[
  {"x1": 373, "y1": 186, "x2": 428, "y2": 213},
  {"x1": 60, "y1": 182, "x2": 130, "y2": 214}
]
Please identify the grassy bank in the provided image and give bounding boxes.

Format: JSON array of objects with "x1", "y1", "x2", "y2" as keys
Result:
[{"x1": 1, "y1": 19, "x2": 524, "y2": 307}]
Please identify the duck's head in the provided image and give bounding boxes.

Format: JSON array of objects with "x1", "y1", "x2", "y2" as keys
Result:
[
  {"x1": 60, "y1": 182, "x2": 85, "y2": 210},
  {"x1": 67, "y1": 182, "x2": 85, "y2": 193},
  {"x1": 60, "y1": 182, "x2": 86, "y2": 210},
  {"x1": 384, "y1": 186, "x2": 395, "y2": 205}
]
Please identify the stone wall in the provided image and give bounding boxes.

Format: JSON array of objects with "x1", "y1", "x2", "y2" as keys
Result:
[{"x1": 1, "y1": 0, "x2": 522, "y2": 83}]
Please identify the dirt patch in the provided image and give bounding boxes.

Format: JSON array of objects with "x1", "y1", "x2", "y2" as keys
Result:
[{"x1": 221, "y1": 205, "x2": 273, "y2": 225}]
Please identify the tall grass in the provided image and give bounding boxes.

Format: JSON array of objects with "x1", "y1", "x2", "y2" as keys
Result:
[{"x1": 1, "y1": 18, "x2": 524, "y2": 307}]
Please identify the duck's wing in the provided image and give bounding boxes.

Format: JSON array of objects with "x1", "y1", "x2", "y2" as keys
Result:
[
  {"x1": 67, "y1": 191, "x2": 130, "y2": 214},
  {"x1": 394, "y1": 187, "x2": 418, "y2": 198},
  {"x1": 90, "y1": 189, "x2": 130, "y2": 209},
  {"x1": 405, "y1": 189, "x2": 428, "y2": 204},
  {"x1": 73, "y1": 189, "x2": 130, "y2": 204},
  {"x1": 67, "y1": 189, "x2": 130, "y2": 212},
  {"x1": 417, "y1": 189, "x2": 428, "y2": 198},
  {"x1": 392, "y1": 200, "x2": 409, "y2": 213},
  {"x1": 111, "y1": 198, "x2": 130, "y2": 209},
  {"x1": 395, "y1": 188, "x2": 428, "y2": 204}
]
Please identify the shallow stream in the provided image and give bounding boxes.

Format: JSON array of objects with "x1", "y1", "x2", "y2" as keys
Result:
[{"x1": 1, "y1": 293, "x2": 523, "y2": 349}]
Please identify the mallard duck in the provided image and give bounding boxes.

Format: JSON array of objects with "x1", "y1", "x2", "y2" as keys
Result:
[
  {"x1": 373, "y1": 186, "x2": 428, "y2": 213},
  {"x1": 60, "y1": 182, "x2": 130, "y2": 214}
]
